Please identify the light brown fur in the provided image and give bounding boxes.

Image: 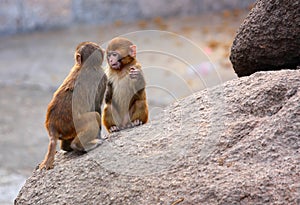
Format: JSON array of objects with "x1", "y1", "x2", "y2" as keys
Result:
[
  {"x1": 39, "y1": 42, "x2": 107, "y2": 170},
  {"x1": 102, "y1": 37, "x2": 148, "y2": 132}
]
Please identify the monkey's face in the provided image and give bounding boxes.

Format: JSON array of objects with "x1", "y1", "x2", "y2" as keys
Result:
[
  {"x1": 106, "y1": 37, "x2": 137, "y2": 70},
  {"x1": 107, "y1": 51, "x2": 122, "y2": 70}
]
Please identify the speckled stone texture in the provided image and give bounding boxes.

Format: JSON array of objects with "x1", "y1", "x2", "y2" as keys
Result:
[
  {"x1": 15, "y1": 70, "x2": 300, "y2": 204},
  {"x1": 230, "y1": 0, "x2": 300, "y2": 77}
]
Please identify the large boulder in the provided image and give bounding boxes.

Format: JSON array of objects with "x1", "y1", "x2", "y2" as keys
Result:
[
  {"x1": 15, "y1": 70, "x2": 300, "y2": 204},
  {"x1": 230, "y1": 0, "x2": 300, "y2": 77}
]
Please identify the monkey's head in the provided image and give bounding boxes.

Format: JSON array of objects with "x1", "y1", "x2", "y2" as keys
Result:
[
  {"x1": 75, "y1": 42, "x2": 104, "y2": 67},
  {"x1": 106, "y1": 37, "x2": 137, "y2": 70}
]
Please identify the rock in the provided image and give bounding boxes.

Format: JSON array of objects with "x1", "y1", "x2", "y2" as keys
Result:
[
  {"x1": 1, "y1": 0, "x2": 255, "y2": 35},
  {"x1": 15, "y1": 70, "x2": 300, "y2": 204},
  {"x1": 230, "y1": 0, "x2": 300, "y2": 77}
]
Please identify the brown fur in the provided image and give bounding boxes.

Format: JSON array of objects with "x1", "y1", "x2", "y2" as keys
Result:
[
  {"x1": 39, "y1": 42, "x2": 107, "y2": 170},
  {"x1": 102, "y1": 37, "x2": 148, "y2": 132}
]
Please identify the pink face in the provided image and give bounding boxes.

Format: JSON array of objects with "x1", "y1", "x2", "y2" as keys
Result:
[
  {"x1": 107, "y1": 51, "x2": 121, "y2": 69},
  {"x1": 107, "y1": 45, "x2": 137, "y2": 70}
]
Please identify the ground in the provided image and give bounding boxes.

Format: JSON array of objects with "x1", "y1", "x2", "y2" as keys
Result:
[{"x1": 0, "y1": 9, "x2": 249, "y2": 204}]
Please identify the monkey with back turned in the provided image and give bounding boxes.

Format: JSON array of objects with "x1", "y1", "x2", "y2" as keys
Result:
[
  {"x1": 39, "y1": 42, "x2": 107, "y2": 170},
  {"x1": 102, "y1": 37, "x2": 148, "y2": 133}
]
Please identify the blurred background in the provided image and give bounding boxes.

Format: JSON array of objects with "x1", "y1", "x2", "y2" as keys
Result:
[{"x1": 0, "y1": 0, "x2": 255, "y2": 204}]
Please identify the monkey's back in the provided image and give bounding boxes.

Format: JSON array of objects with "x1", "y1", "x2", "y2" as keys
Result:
[
  {"x1": 45, "y1": 66, "x2": 106, "y2": 138},
  {"x1": 73, "y1": 67, "x2": 106, "y2": 111},
  {"x1": 45, "y1": 83, "x2": 76, "y2": 139},
  {"x1": 45, "y1": 68, "x2": 79, "y2": 138}
]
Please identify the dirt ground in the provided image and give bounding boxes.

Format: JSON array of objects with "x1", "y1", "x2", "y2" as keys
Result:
[{"x1": 0, "y1": 9, "x2": 249, "y2": 204}]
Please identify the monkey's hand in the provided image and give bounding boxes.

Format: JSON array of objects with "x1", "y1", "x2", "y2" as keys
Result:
[{"x1": 129, "y1": 67, "x2": 141, "y2": 79}]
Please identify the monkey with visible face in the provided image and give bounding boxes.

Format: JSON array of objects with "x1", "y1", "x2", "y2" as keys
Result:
[
  {"x1": 39, "y1": 42, "x2": 107, "y2": 170},
  {"x1": 102, "y1": 37, "x2": 148, "y2": 132}
]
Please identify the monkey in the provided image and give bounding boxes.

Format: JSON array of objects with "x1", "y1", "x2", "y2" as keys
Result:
[
  {"x1": 102, "y1": 37, "x2": 148, "y2": 133},
  {"x1": 39, "y1": 42, "x2": 107, "y2": 170}
]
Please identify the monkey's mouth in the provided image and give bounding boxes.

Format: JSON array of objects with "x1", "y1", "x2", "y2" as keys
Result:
[{"x1": 111, "y1": 63, "x2": 121, "y2": 69}]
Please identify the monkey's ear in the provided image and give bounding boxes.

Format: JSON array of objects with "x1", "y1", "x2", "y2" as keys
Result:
[
  {"x1": 76, "y1": 54, "x2": 82, "y2": 65},
  {"x1": 129, "y1": 45, "x2": 137, "y2": 57}
]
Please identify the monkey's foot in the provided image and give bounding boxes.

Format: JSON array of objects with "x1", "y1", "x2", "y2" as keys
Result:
[
  {"x1": 39, "y1": 160, "x2": 54, "y2": 170},
  {"x1": 83, "y1": 139, "x2": 103, "y2": 152},
  {"x1": 130, "y1": 119, "x2": 143, "y2": 127},
  {"x1": 109, "y1": 126, "x2": 121, "y2": 132}
]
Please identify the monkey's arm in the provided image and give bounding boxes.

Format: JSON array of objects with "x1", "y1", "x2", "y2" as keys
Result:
[
  {"x1": 102, "y1": 104, "x2": 118, "y2": 132},
  {"x1": 104, "y1": 81, "x2": 113, "y2": 104},
  {"x1": 95, "y1": 73, "x2": 107, "y2": 114},
  {"x1": 130, "y1": 99, "x2": 148, "y2": 125},
  {"x1": 129, "y1": 65, "x2": 146, "y2": 92},
  {"x1": 102, "y1": 81, "x2": 118, "y2": 132},
  {"x1": 129, "y1": 89, "x2": 148, "y2": 125}
]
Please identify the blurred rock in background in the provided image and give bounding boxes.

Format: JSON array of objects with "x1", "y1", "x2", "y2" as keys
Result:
[{"x1": 0, "y1": 0, "x2": 254, "y2": 35}]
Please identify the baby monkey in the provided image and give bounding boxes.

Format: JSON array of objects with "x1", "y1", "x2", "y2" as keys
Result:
[
  {"x1": 102, "y1": 37, "x2": 148, "y2": 132},
  {"x1": 39, "y1": 42, "x2": 107, "y2": 170}
]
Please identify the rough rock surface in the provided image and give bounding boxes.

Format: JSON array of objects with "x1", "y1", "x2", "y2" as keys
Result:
[
  {"x1": 15, "y1": 70, "x2": 300, "y2": 204},
  {"x1": 230, "y1": 0, "x2": 300, "y2": 77}
]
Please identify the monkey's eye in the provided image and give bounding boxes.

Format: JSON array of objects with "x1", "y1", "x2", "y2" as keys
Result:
[{"x1": 108, "y1": 52, "x2": 118, "y2": 58}]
